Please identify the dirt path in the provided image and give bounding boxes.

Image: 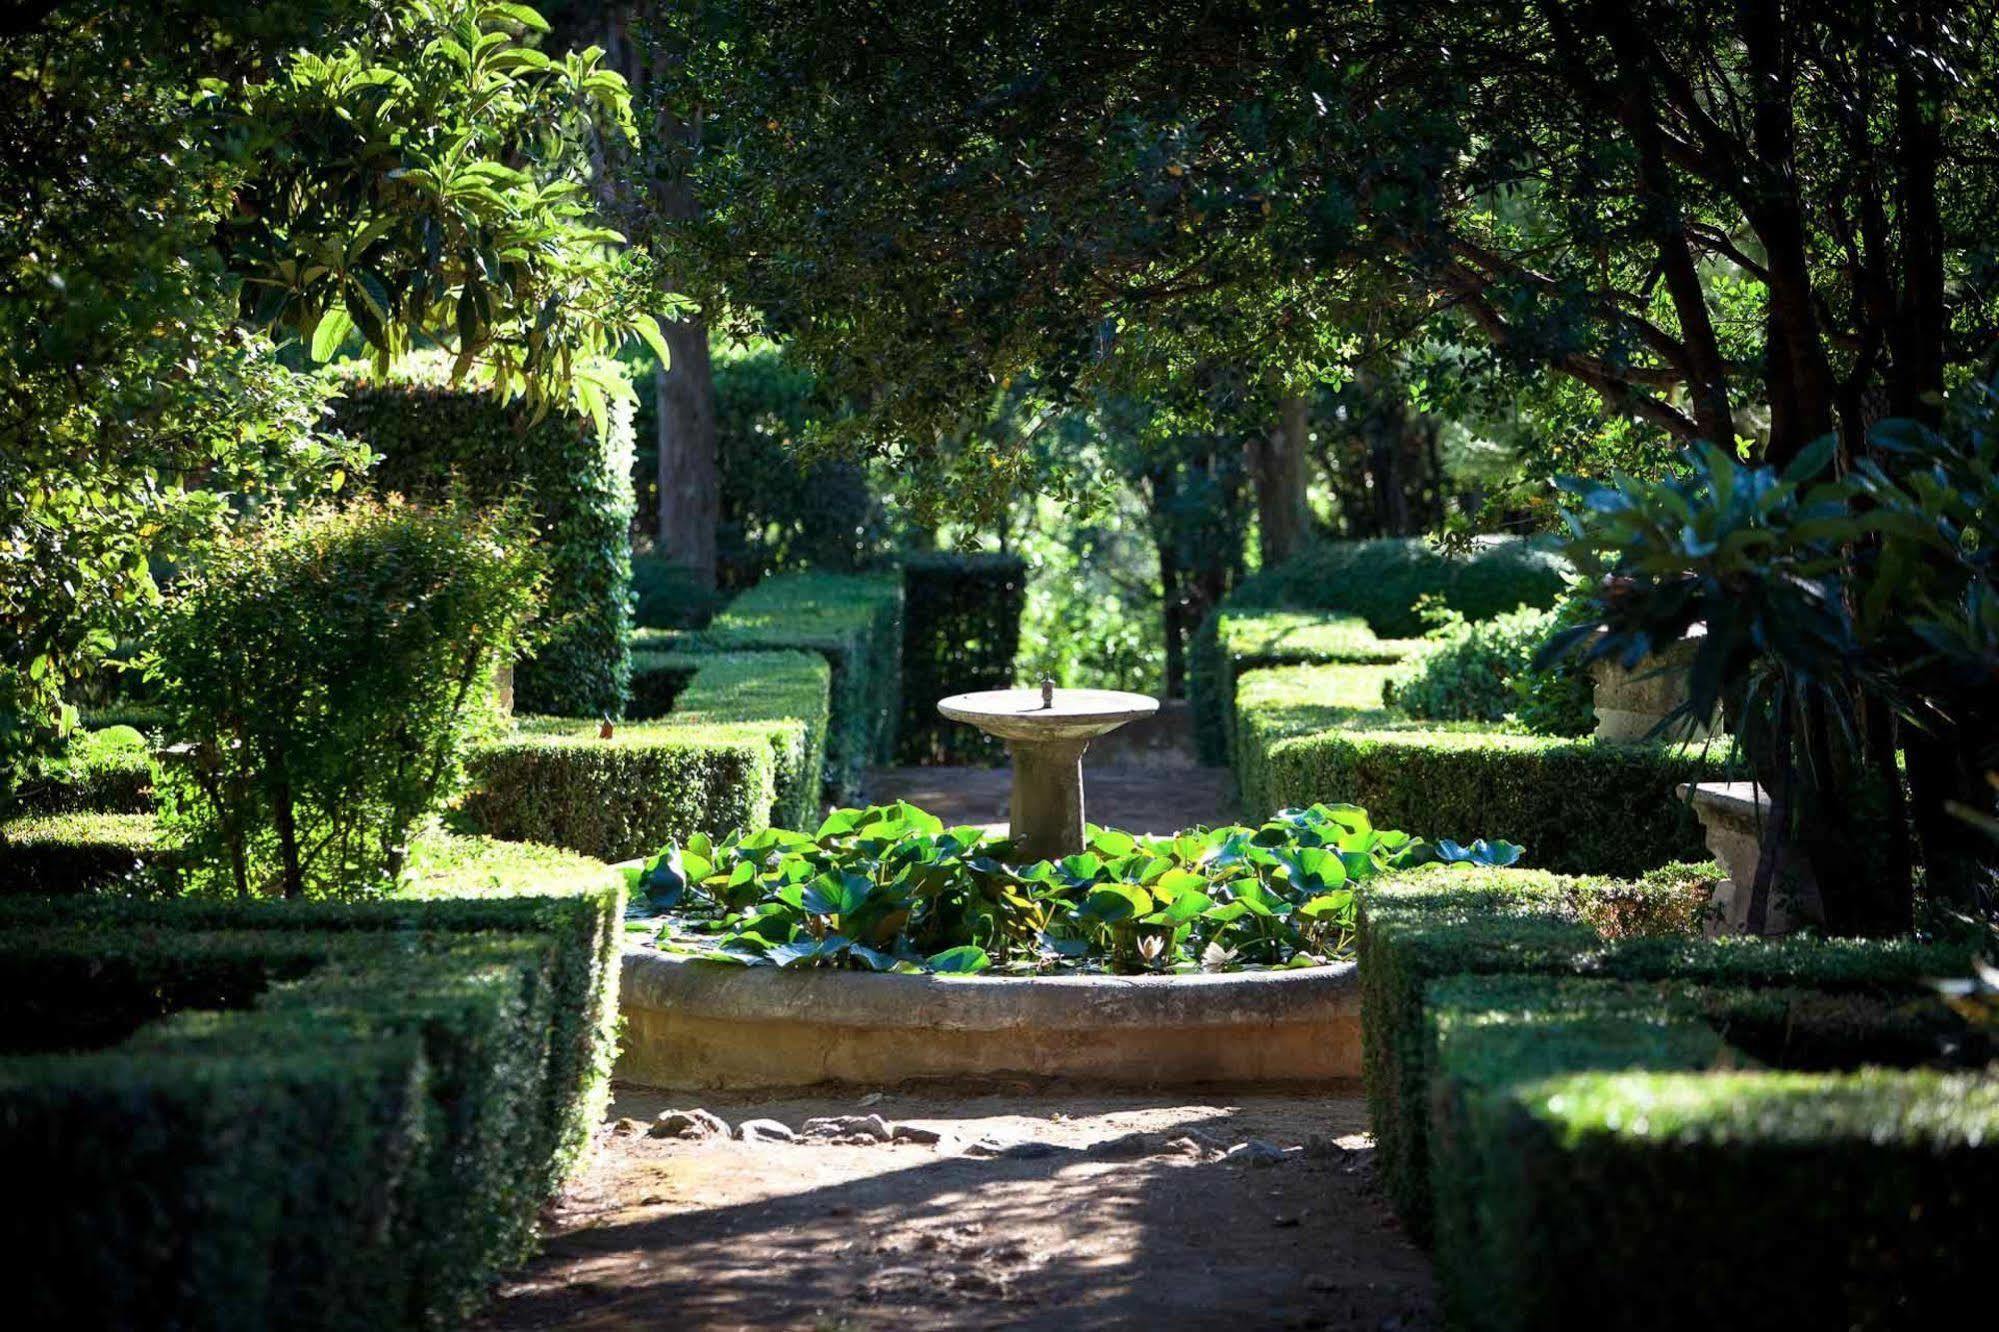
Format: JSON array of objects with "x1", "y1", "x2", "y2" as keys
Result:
[{"x1": 477, "y1": 1081, "x2": 1437, "y2": 1332}]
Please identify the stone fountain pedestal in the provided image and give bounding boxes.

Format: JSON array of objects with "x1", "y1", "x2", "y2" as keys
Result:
[
  {"x1": 938, "y1": 682, "x2": 1158, "y2": 862},
  {"x1": 1677, "y1": 781, "x2": 1824, "y2": 936}
]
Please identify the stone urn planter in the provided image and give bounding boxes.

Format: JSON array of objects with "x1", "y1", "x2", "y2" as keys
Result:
[
  {"x1": 1677, "y1": 781, "x2": 1823, "y2": 936},
  {"x1": 616, "y1": 946, "x2": 1363, "y2": 1089},
  {"x1": 1591, "y1": 629, "x2": 1715, "y2": 743}
]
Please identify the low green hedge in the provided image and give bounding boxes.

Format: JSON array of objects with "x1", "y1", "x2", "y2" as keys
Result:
[
  {"x1": 1356, "y1": 865, "x2": 1982, "y2": 1245},
  {"x1": 1234, "y1": 662, "x2": 1732, "y2": 874},
  {"x1": 1427, "y1": 971, "x2": 1996, "y2": 1330},
  {"x1": 637, "y1": 570, "x2": 903, "y2": 800},
  {"x1": 897, "y1": 552, "x2": 1025, "y2": 765},
  {"x1": 1227, "y1": 536, "x2": 1570, "y2": 639},
  {"x1": 459, "y1": 717, "x2": 775, "y2": 860},
  {"x1": 0, "y1": 812, "x2": 162, "y2": 894},
  {"x1": 630, "y1": 649, "x2": 831, "y2": 830},
  {"x1": 11, "y1": 725, "x2": 152, "y2": 816},
  {"x1": 0, "y1": 836, "x2": 622, "y2": 1330},
  {"x1": 1189, "y1": 610, "x2": 1418, "y2": 765}
]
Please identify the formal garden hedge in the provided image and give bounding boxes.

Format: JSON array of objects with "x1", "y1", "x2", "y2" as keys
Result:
[
  {"x1": 1425, "y1": 971, "x2": 1996, "y2": 1331},
  {"x1": 1232, "y1": 663, "x2": 1731, "y2": 874},
  {"x1": 459, "y1": 718, "x2": 775, "y2": 861},
  {"x1": 0, "y1": 836, "x2": 623, "y2": 1331},
  {"x1": 330, "y1": 358, "x2": 637, "y2": 718},
  {"x1": 0, "y1": 812, "x2": 161, "y2": 894},
  {"x1": 636, "y1": 570, "x2": 902, "y2": 800},
  {"x1": 896, "y1": 551, "x2": 1026, "y2": 764},
  {"x1": 1225, "y1": 536, "x2": 1571, "y2": 639},
  {"x1": 10, "y1": 724, "x2": 152, "y2": 816},
  {"x1": 1189, "y1": 609, "x2": 1418, "y2": 764},
  {"x1": 1355, "y1": 865, "x2": 1985, "y2": 1260},
  {"x1": 628, "y1": 649, "x2": 830, "y2": 831}
]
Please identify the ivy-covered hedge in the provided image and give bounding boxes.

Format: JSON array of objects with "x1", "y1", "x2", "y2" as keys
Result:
[
  {"x1": 1227, "y1": 536, "x2": 1570, "y2": 639},
  {"x1": 1233, "y1": 663, "x2": 1732, "y2": 874},
  {"x1": 639, "y1": 571, "x2": 903, "y2": 800},
  {"x1": 629, "y1": 649, "x2": 831, "y2": 830},
  {"x1": 1428, "y1": 972, "x2": 1994, "y2": 1330},
  {"x1": 0, "y1": 812, "x2": 161, "y2": 894},
  {"x1": 459, "y1": 717, "x2": 775, "y2": 861},
  {"x1": 1355, "y1": 864, "x2": 1982, "y2": 1248},
  {"x1": 330, "y1": 360, "x2": 636, "y2": 718},
  {"x1": 1189, "y1": 609, "x2": 1418, "y2": 764},
  {"x1": 0, "y1": 837, "x2": 622, "y2": 1331},
  {"x1": 896, "y1": 552, "x2": 1026, "y2": 764}
]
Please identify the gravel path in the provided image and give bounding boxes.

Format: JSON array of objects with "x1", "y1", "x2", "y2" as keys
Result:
[{"x1": 475, "y1": 1080, "x2": 1438, "y2": 1332}]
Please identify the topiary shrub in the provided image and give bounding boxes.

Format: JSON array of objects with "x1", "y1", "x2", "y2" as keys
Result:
[
  {"x1": 0, "y1": 836, "x2": 623, "y2": 1331},
  {"x1": 8, "y1": 724, "x2": 153, "y2": 817},
  {"x1": 1383, "y1": 601, "x2": 1595, "y2": 735},
  {"x1": 459, "y1": 718, "x2": 776, "y2": 860},
  {"x1": 330, "y1": 356, "x2": 636, "y2": 717},
  {"x1": 1234, "y1": 663, "x2": 1733, "y2": 874},
  {"x1": 896, "y1": 551, "x2": 1025, "y2": 764},
  {"x1": 642, "y1": 570, "x2": 903, "y2": 799},
  {"x1": 149, "y1": 499, "x2": 545, "y2": 898},
  {"x1": 630, "y1": 649, "x2": 831, "y2": 830},
  {"x1": 1189, "y1": 609, "x2": 1417, "y2": 765},
  {"x1": 0, "y1": 812, "x2": 162, "y2": 894}
]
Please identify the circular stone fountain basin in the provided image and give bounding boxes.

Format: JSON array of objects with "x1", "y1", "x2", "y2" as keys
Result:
[
  {"x1": 937, "y1": 687, "x2": 1159, "y2": 742},
  {"x1": 616, "y1": 945, "x2": 1361, "y2": 1090}
]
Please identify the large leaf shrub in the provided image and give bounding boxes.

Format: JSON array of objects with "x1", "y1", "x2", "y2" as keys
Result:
[
  {"x1": 632, "y1": 801, "x2": 1518, "y2": 974},
  {"x1": 1384, "y1": 601, "x2": 1595, "y2": 736}
]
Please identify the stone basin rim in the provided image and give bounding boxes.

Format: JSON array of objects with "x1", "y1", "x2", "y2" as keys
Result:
[{"x1": 620, "y1": 942, "x2": 1358, "y2": 1032}]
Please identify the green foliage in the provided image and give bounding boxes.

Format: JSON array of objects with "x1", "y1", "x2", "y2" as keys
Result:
[
  {"x1": 331, "y1": 354, "x2": 636, "y2": 717},
  {"x1": 149, "y1": 500, "x2": 545, "y2": 898},
  {"x1": 0, "y1": 813, "x2": 163, "y2": 896},
  {"x1": 648, "y1": 571, "x2": 904, "y2": 800},
  {"x1": 1384, "y1": 602, "x2": 1594, "y2": 736},
  {"x1": 0, "y1": 836, "x2": 622, "y2": 1330},
  {"x1": 1235, "y1": 663, "x2": 1732, "y2": 874},
  {"x1": 220, "y1": 0, "x2": 668, "y2": 419},
  {"x1": 9, "y1": 725, "x2": 154, "y2": 817},
  {"x1": 459, "y1": 718, "x2": 775, "y2": 860},
  {"x1": 897, "y1": 552, "x2": 1026, "y2": 764},
  {"x1": 1355, "y1": 864, "x2": 1979, "y2": 1247},
  {"x1": 629, "y1": 341, "x2": 888, "y2": 590},
  {"x1": 1190, "y1": 608, "x2": 1417, "y2": 765},
  {"x1": 1427, "y1": 974, "x2": 1995, "y2": 1330},
  {"x1": 630, "y1": 650, "x2": 832, "y2": 831},
  {"x1": 630, "y1": 552, "x2": 727, "y2": 630},
  {"x1": 635, "y1": 801, "x2": 1519, "y2": 975},
  {"x1": 1233, "y1": 538, "x2": 1571, "y2": 639}
]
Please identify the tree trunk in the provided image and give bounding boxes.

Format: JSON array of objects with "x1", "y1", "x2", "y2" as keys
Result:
[
  {"x1": 654, "y1": 325, "x2": 718, "y2": 588},
  {"x1": 1248, "y1": 393, "x2": 1310, "y2": 567}
]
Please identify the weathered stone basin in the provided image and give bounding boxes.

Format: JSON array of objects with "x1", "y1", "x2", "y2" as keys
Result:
[
  {"x1": 1592, "y1": 630, "x2": 1716, "y2": 743},
  {"x1": 615, "y1": 945, "x2": 1362, "y2": 1089},
  {"x1": 1678, "y1": 780, "x2": 1823, "y2": 936}
]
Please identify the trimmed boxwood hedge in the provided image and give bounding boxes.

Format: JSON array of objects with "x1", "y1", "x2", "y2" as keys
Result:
[
  {"x1": 0, "y1": 812, "x2": 162, "y2": 894},
  {"x1": 1188, "y1": 609, "x2": 1417, "y2": 765},
  {"x1": 0, "y1": 836, "x2": 622, "y2": 1331},
  {"x1": 459, "y1": 717, "x2": 775, "y2": 861},
  {"x1": 637, "y1": 570, "x2": 902, "y2": 800},
  {"x1": 1234, "y1": 662, "x2": 1734, "y2": 874},
  {"x1": 1355, "y1": 864, "x2": 1982, "y2": 1246},
  {"x1": 896, "y1": 552, "x2": 1025, "y2": 764},
  {"x1": 630, "y1": 649, "x2": 831, "y2": 830},
  {"x1": 1426, "y1": 972, "x2": 1996, "y2": 1331},
  {"x1": 330, "y1": 359, "x2": 636, "y2": 718}
]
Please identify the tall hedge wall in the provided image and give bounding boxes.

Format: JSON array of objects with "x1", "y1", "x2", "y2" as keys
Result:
[
  {"x1": 638, "y1": 570, "x2": 903, "y2": 801},
  {"x1": 896, "y1": 552, "x2": 1026, "y2": 764},
  {"x1": 0, "y1": 837, "x2": 623, "y2": 1330},
  {"x1": 330, "y1": 360, "x2": 636, "y2": 718},
  {"x1": 1232, "y1": 663, "x2": 1732, "y2": 874},
  {"x1": 629, "y1": 649, "x2": 831, "y2": 830}
]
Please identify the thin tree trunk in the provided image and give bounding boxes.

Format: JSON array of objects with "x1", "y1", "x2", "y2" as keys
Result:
[
  {"x1": 1249, "y1": 393, "x2": 1310, "y2": 567},
  {"x1": 655, "y1": 326, "x2": 718, "y2": 588}
]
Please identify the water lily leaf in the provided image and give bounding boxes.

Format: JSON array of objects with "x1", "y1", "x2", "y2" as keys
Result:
[{"x1": 926, "y1": 945, "x2": 992, "y2": 974}]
